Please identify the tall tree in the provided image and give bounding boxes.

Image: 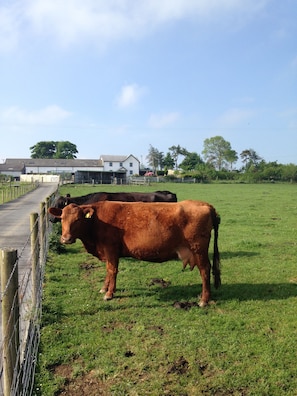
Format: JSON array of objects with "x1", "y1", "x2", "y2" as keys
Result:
[
  {"x1": 240, "y1": 148, "x2": 262, "y2": 169},
  {"x1": 225, "y1": 149, "x2": 238, "y2": 170},
  {"x1": 54, "y1": 141, "x2": 78, "y2": 159},
  {"x1": 240, "y1": 149, "x2": 252, "y2": 169},
  {"x1": 163, "y1": 152, "x2": 175, "y2": 169},
  {"x1": 156, "y1": 151, "x2": 165, "y2": 170},
  {"x1": 202, "y1": 136, "x2": 235, "y2": 170},
  {"x1": 30, "y1": 141, "x2": 78, "y2": 159},
  {"x1": 168, "y1": 145, "x2": 188, "y2": 169},
  {"x1": 146, "y1": 145, "x2": 160, "y2": 172},
  {"x1": 30, "y1": 141, "x2": 56, "y2": 158}
]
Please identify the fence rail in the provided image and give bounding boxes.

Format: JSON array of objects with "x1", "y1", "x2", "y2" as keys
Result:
[{"x1": 0, "y1": 192, "x2": 56, "y2": 395}]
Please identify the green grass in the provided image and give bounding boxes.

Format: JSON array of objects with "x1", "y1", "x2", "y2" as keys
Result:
[
  {"x1": 35, "y1": 183, "x2": 297, "y2": 395},
  {"x1": 0, "y1": 182, "x2": 37, "y2": 204}
]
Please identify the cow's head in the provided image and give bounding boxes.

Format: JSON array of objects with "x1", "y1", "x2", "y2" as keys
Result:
[
  {"x1": 49, "y1": 195, "x2": 72, "y2": 223},
  {"x1": 48, "y1": 204, "x2": 94, "y2": 244},
  {"x1": 56, "y1": 194, "x2": 71, "y2": 208}
]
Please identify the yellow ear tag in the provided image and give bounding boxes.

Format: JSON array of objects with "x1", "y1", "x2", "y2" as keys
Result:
[{"x1": 85, "y1": 212, "x2": 92, "y2": 219}]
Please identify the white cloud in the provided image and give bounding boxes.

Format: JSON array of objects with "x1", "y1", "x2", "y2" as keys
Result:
[
  {"x1": 116, "y1": 84, "x2": 147, "y2": 108},
  {"x1": 149, "y1": 112, "x2": 180, "y2": 128},
  {"x1": 0, "y1": 105, "x2": 72, "y2": 125},
  {"x1": 0, "y1": 0, "x2": 271, "y2": 51},
  {"x1": 216, "y1": 108, "x2": 255, "y2": 127}
]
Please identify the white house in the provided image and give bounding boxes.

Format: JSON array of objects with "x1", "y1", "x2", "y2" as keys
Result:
[{"x1": 100, "y1": 155, "x2": 140, "y2": 177}]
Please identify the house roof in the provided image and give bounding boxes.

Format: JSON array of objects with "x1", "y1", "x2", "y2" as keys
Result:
[
  {"x1": 0, "y1": 158, "x2": 103, "y2": 170},
  {"x1": 100, "y1": 154, "x2": 140, "y2": 163},
  {"x1": 0, "y1": 159, "x2": 26, "y2": 171},
  {"x1": 25, "y1": 158, "x2": 103, "y2": 167}
]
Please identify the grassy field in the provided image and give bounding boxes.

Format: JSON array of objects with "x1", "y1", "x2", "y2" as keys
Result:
[{"x1": 35, "y1": 182, "x2": 297, "y2": 395}]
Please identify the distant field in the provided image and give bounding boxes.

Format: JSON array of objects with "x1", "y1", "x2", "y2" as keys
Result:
[{"x1": 35, "y1": 183, "x2": 297, "y2": 395}]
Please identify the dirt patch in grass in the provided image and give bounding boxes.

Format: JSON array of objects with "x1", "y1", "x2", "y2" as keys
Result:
[
  {"x1": 79, "y1": 257, "x2": 99, "y2": 272},
  {"x1": 149, "y1": 278, "x2": 171, "y2": 288},
  {"x1": 54, "y1": 365, "x2": 110, "y2": 396},
  {"x1": 80, "y1": 262, "x2": 97, "y2": 271},
  {"x1": 167, "y1": 356, "x2": 189, "y2": 375},
  {"x1": 172, "y1": 301, "x2": 198, "y2": 310}
]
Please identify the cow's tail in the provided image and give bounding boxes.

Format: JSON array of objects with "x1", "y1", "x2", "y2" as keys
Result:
[{"x1": 211, "y1": 209, "x2": 221, "y2": 289}]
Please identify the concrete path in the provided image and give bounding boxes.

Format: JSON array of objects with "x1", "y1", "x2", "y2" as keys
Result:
[
  {"x1": 0, "y1": 182, "x2": 58, "y2": 254},
  {"x1": 0, "y1": 182, "x2": 58, "y2": 339},
  {"x1": 0, "y1": 182, "x2": 58, "y2": 285}
]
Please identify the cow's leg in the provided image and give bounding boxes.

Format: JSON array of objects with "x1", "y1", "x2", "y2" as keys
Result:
[
  {"x1": 99, "y1": 272, "x2": 110, "y2": 295},
  {"x1": 103, "y1": 260, "x2": 119, "y2": 301},
  {"x1": 196, "y1": 254, "x2": 211, "y2": 307},
  {"x1": 99, "y1": 261, "x2": 111, "y2": 294}
]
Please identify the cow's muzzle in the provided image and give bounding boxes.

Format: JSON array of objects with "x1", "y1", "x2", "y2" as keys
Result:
[{"x1": 60, "y1": 236, "x2": 76, "y2": 244}]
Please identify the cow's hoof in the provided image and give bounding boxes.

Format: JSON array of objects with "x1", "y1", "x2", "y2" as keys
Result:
[
  {"x1": 104, "y1": 294, "x2": 113, "y2": 301},
  {"x1": 99, "y1": 288, "x2": 107, "y2": 294},
  {"x1": 198, "y1": 300, "x2": 208, "y2": 308}
]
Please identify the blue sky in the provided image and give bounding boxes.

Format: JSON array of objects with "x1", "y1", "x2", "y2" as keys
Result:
[{"x1": 0, "y1": 0, "x2": 296, "y2": 167}]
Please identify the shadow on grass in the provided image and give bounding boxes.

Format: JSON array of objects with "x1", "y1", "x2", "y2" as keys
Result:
[
  {"x1": 158, "y1": 282, "x2": 297, "y2": 303},
  {"x1": 40, "y1": 281, "x2": 297, "y2": 323}
]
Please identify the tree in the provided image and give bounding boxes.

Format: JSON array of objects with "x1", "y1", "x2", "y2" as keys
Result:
[
  {"x1": 179, "y1": 152, "x2": 204, "y2": 171},
  {"x1": 261, "y1": 161, "x2": 282, "y2": 181},
  {"x1": 30, "y1": 141, "x2": 56, "y2": 158},
  {"x1": 54, "y1": 141, "x2": 78, "y2": 159},
  {"x1": 281, "y1": 163, "x2": 297, "y2": 182},
  {"x1": 202, "y1": 136, "x2": 235, "y2": 170},
  {"x1": 240, "y1": 148, "x2": 262, "y2": 169},
  {"x1": 30, "y1": 141, "x2": 78, "y2": 159},
  {"x1": 156, "y1": 151, "x2": 165, "y2": 170},
  {"x1": 225, "y1": 149, "x2": 238, "y2": 170},
  {"x1": 168, "y1": 145, "x2": 188, "y2": 169},
  {"x1": 163, "y1": 152, "x2": 175, "y2": 169},
  {"x1": 146, "y1": 145, "x2": 160, "y2": 173}
]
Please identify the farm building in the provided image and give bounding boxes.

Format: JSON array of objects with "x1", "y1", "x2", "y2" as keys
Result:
[{"x1": 0, "y1": 155, "x2": 140, "y2": 184}]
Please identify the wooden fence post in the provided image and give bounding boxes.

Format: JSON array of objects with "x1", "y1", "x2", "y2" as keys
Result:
[
  {"x1": 30, "y1": 213, "x2": 39, "y2": 307},
  {"x1": 39, "y1": 202, "x2": 46, "y2": 265},
  {"x1": 0, "y1": 248, "x2": 20, "y2": 396}
]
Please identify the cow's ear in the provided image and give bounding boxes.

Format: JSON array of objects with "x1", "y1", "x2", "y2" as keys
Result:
[
  {"x1": 84, "y1": 207, "x2": 94, "y2": 219},
  {"x1": 48, "y1": 207, "x2": 62, "y2": 218}
]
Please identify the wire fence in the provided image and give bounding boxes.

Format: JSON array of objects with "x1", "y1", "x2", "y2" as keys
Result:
[{"x1": 0, "y1": 192, "x2": 57, "y2": 396}]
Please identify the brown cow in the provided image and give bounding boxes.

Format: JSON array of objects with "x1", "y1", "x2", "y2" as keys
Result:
[{"x1": 48, "y1": 200, "x2": 221, "y2": 307}]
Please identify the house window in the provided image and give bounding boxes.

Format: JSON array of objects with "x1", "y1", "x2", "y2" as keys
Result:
[
  {"x1": 120, "y1": 162, "x2": 123, "y2": 167},
  {"x1": 129, "y1": 162, "x2": 133, "y2": 167},
  {"x1": 109, "y1": 162, "x2": 113, "y2": 167},
  {"x1": 129, "y1": 170, "x2": 133, "y2": 175}
]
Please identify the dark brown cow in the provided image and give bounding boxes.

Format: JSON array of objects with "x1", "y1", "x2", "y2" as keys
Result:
[
  {"x1": 48, "y1": 200, "x2": 221, "y2": 307},
  {"x1": 49, "y1": 190, "x2": 177, "y2": 222}
]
